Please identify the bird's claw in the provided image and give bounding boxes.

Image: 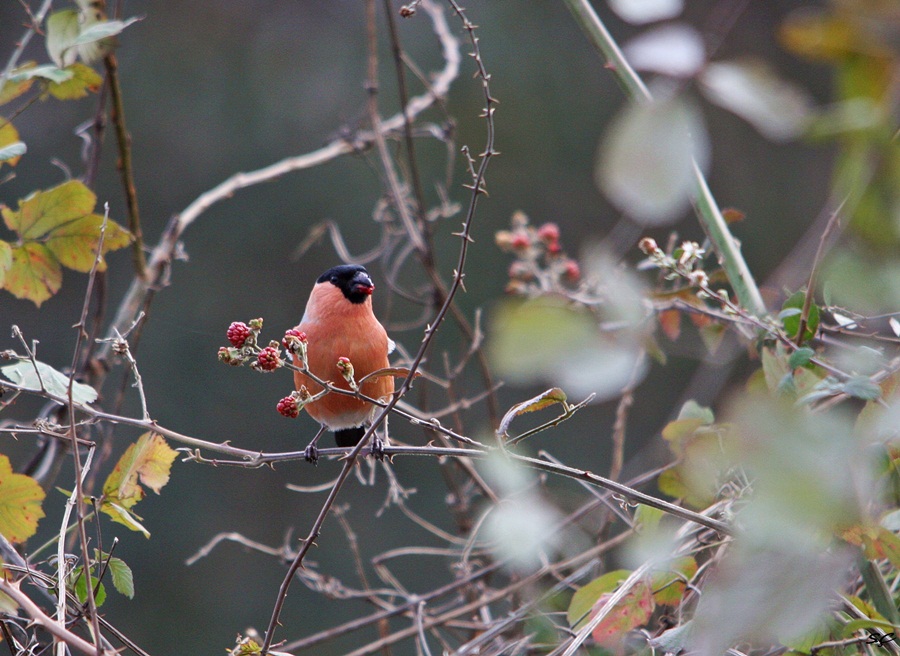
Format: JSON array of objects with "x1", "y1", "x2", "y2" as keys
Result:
[
  {"x1": 369, "y1": 437, "x2": 385, "y2": 461},
  {"x1": 304, "y1": 443, "x2": 319, "y2": 464}
]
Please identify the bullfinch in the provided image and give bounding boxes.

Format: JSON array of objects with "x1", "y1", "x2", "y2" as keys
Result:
[{"x1": 293, "y1": 264, "x2": 394, "y2": 460}]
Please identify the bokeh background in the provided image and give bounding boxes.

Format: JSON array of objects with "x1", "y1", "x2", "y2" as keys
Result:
[{"x1": 0, "y1": 1, "x2": 843, "y2": 653}]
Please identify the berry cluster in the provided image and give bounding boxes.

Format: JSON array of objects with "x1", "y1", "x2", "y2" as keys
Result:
[
  {"x1": 218, "y1": 319, "x2": 357, "y2": 420},
  {"x1": 495, "y1": 211, "x2": 581, "y2": 295}
]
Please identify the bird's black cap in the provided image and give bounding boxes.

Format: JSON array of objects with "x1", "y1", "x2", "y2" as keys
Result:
[{"x1": 318, "y1": 264, "x2": 374, "y2": 304}]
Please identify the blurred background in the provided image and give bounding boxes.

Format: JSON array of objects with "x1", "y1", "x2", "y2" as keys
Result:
[{"x1": 0, "y1": 0, "x2": 870, "y2": 653}]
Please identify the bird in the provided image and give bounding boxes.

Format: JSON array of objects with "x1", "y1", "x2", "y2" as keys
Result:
[{"x1": 292, "y1": 264, "x2": 394, "y2": 461}]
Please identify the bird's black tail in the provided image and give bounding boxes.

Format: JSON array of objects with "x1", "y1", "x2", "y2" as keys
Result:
[{"x1": 334, "y1": 426, "x2": 366, "y2": 448}]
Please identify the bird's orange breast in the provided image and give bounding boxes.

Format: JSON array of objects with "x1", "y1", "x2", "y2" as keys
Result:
[{"x1": 293, "y1": 282, "x2": 393, "y2": 430}]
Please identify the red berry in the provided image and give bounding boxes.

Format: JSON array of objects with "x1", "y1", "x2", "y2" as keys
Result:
[
  {"x1": 276, "y1": 395, "x2": 300, "y2": 418},
  {"x1": 510, "y1": 232, "x2": 531, "y2": 250},
  {"x1": 256, "y1": 346, "x2": 282, "y2": 372},
  {"x1": 564, "y1": 260, "x2": 581, "y2": 282},
  {"x1": 537, "y1": 222, "x2": 560, "y2": 244},
  {"x1": 226, "y1": 322, "x2": 252, "y2": 348},
  {"x1": 546, "y1": 241, "x2": 562, "y2": 255}
]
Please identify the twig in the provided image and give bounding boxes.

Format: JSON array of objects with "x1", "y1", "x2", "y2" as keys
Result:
[
  {"x1": 0, "y1": 580, "x2": 110, "y2": 656},
  {"x1": 104, "y1": 51, "x2": 147, "y2": 277},
  {"x1": 0, "y1": 0, "x2": 54, "y2": 91}
]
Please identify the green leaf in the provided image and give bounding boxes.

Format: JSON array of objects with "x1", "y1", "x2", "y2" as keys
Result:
[
  {"x1": 3, "y1": 242, "x2": 62, "y2": 306},
  {"x1": 107, "y1": 556, "x2": 134, "y2": 599},
  {"x1": 0, "y1": 454, "x2": 45, "y2": 543},
  {"x1": 2, "y1": 180, "x2": 97, "y2": 239},
  {"x1": 597, "y1": 93, "x2": 709, "y2": 226},
  {"x1": 71, "y1": 566, "x2": 107, "y2": 607},
  {"x1": 634, "y1": 504, "x2": 663, "y2": 533},
  {"x1": 46, "y1": 213, "x2": 133, "y2": 272},
  {"x1": 650, "y1": 620, "x2": 694, "y2": 652},
  {"x1": 498, "y1": 388, "x2": 567, "y2": 437},
  {"x1": 781, "y1": 291, "x2": 819, "y2": 343},
  {"x1": 567, "y1": 569, "x2": 631, "y2": 629},
  {"x1": 789, "y1": 347, "x2": 815, "y2": 369},
  {"x1": 46, "y1": 10, "x2": 82, "y2": 68},
  {"x1": 101, "y1": 502, "x2": 150, "y2": 538},
  {"x1": 0, "y1": 359, "x2": 99, "y2": 404},
  {"x1": 47, "y1": 63, "x2": 103, "y2": 100}
]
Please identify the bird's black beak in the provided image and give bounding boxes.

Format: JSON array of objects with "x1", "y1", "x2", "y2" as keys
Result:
[{"x1": 351, "y1": 271, "x2": 375, "y2": 295}]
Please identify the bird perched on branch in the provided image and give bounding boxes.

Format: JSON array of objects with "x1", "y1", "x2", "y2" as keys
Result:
[{"x1": 293, "y1": 264, "x2": 394, "y2": 461}]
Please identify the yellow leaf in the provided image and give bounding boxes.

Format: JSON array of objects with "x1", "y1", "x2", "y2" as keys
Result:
[
  {"x1": 0, "y1": 454, "x2": 46, "y2": 543},
  {"x1": 103, "y1": 433, "x2": 177, "y2": 511},
  {"x1": 3, "y1": 243, "x2": 62, "y2": 307},
  {"x1": 46, "y1": 213, "x2": 132, "y2": 272},
  {"x1": 47, "y1": 63, "x2": 103, "y2": 100},
  {"x1": 0, "y1": 122, "x2": 23, "y2": 168},
  {"x1": 2, "y1": 180, "x2": 96, "y2": 239},
  {"x1": 0, "y1": 63, "x2": 36, "y2": 106},
  {"x1": 0, "y1": 241, "x2": 10, "y2": 288}
]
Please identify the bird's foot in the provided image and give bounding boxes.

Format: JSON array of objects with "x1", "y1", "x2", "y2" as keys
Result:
[
  {"x1": 369, "y1": 436, "x2": 385, "y2": 461},
  {"x1": 303, "y1": 443, "x2": 319, "y2": 464}
]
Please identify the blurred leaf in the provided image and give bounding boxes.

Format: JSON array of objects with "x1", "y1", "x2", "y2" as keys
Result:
[
  {"x1": 607, "y1": 0, "x2": 682, "y2": 24},
  {"x1": 46, "y1": 213, "x2": 132, "y2": 272},
  {"x1": 698, "y1": 321, "x2": 726, "y2": 354},
  {"x1": 0, "y1": 122, "x2": 24, "y2": 168},
  {"x1": 658, "y1": 308, "x2": 681, "y2": 341},
  {"x1": 71, "y1": 17, "x2": 140, "y2": 49},
  {"x1": 489, "y1": 295, "x2": 644, "y2": 400},
  {"x1": 102, "y1": 502, "x2": 150, "y2": 538},
  {"x1": 9, "y1": 63, "x2": 73, "y2": 85},
  {"x1": 677, "y1": 399, "x2": 714, "y2": 423},
  {"x1": 498, "y1": 387, "x2": 567, "y2": 437},
  {"x1": 4, "y1": 242, "x2": 62, "y2": 306},
  {"x1": 0, "y1": 64, "x2": 36, "y2": 105},
  {"x1": 634, "y1": 504, "x2": 663, "y2": 534},
  {"x1": 651, "y1": 556, "x2": 697, "y2": 606},
  {"x1": 700, "y1": 59, "x2": 812, "y2": 141},
  {"x1": 650, "y1": 620, "x2": 694, "y2": 652},
  {"x1": 596, "y1": 93, "x2": 708, "y2": 225},
  {"x1": 0, "y1": 455, "x2": 45, "y2": 543},
  {"x1": 0, "y1": 359, "x2": 98, "y2": 404},
  {"x1": 788, "y1": 347, "x2": 815, "y2": 369},
  {"x1": 46, "y1": 9, "x2": 82, "y2": 67},
  {"x1": 781, "y1": 291, "x2": 819, "y2": 343},
  {"x1": 567, "y1": 569, "x2": 632, "y2": 629},
  {"x1": 623, "y1": 24, "x2": 705, "y2": 77},
  {"x1": 590, "y1": 580, "x2": 654, "y2": 645},
  {"x1": 0, "y1": 241, "x2": 10, "y2": 287},
  {"x1": 841, "y1": 376, "x2": 882, "y2": 401},
  {"x1": 47, "y1": 62, "x2": 103, "y2": 100},
  {"x1": 842, "y1": 524, "x2": 900, "y2": 569}
]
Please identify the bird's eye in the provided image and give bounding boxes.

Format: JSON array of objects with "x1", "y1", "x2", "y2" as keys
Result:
[{"x1": 331, "y1": 276, "x2": 338, "y2": 284}]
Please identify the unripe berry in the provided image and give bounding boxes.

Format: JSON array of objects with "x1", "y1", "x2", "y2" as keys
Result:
[
  {"x1": 564, "y1": 259, "x2": 581, "y2": 282},
  {"x1": 226, "y1": 322, "x2": 252, "y2": 348},
  {"x1": 276, "y1": 395, "x2": 300, "y2": 418},
  {"x1": 537, "y1": 222, "x2": 560, "y2": 244},
  {"x1": 282, "y1": 329, "x2": 308, "y2": 353},
  {"x1": 510, "y1": 232, "x2": 531, "y2": 250}
]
